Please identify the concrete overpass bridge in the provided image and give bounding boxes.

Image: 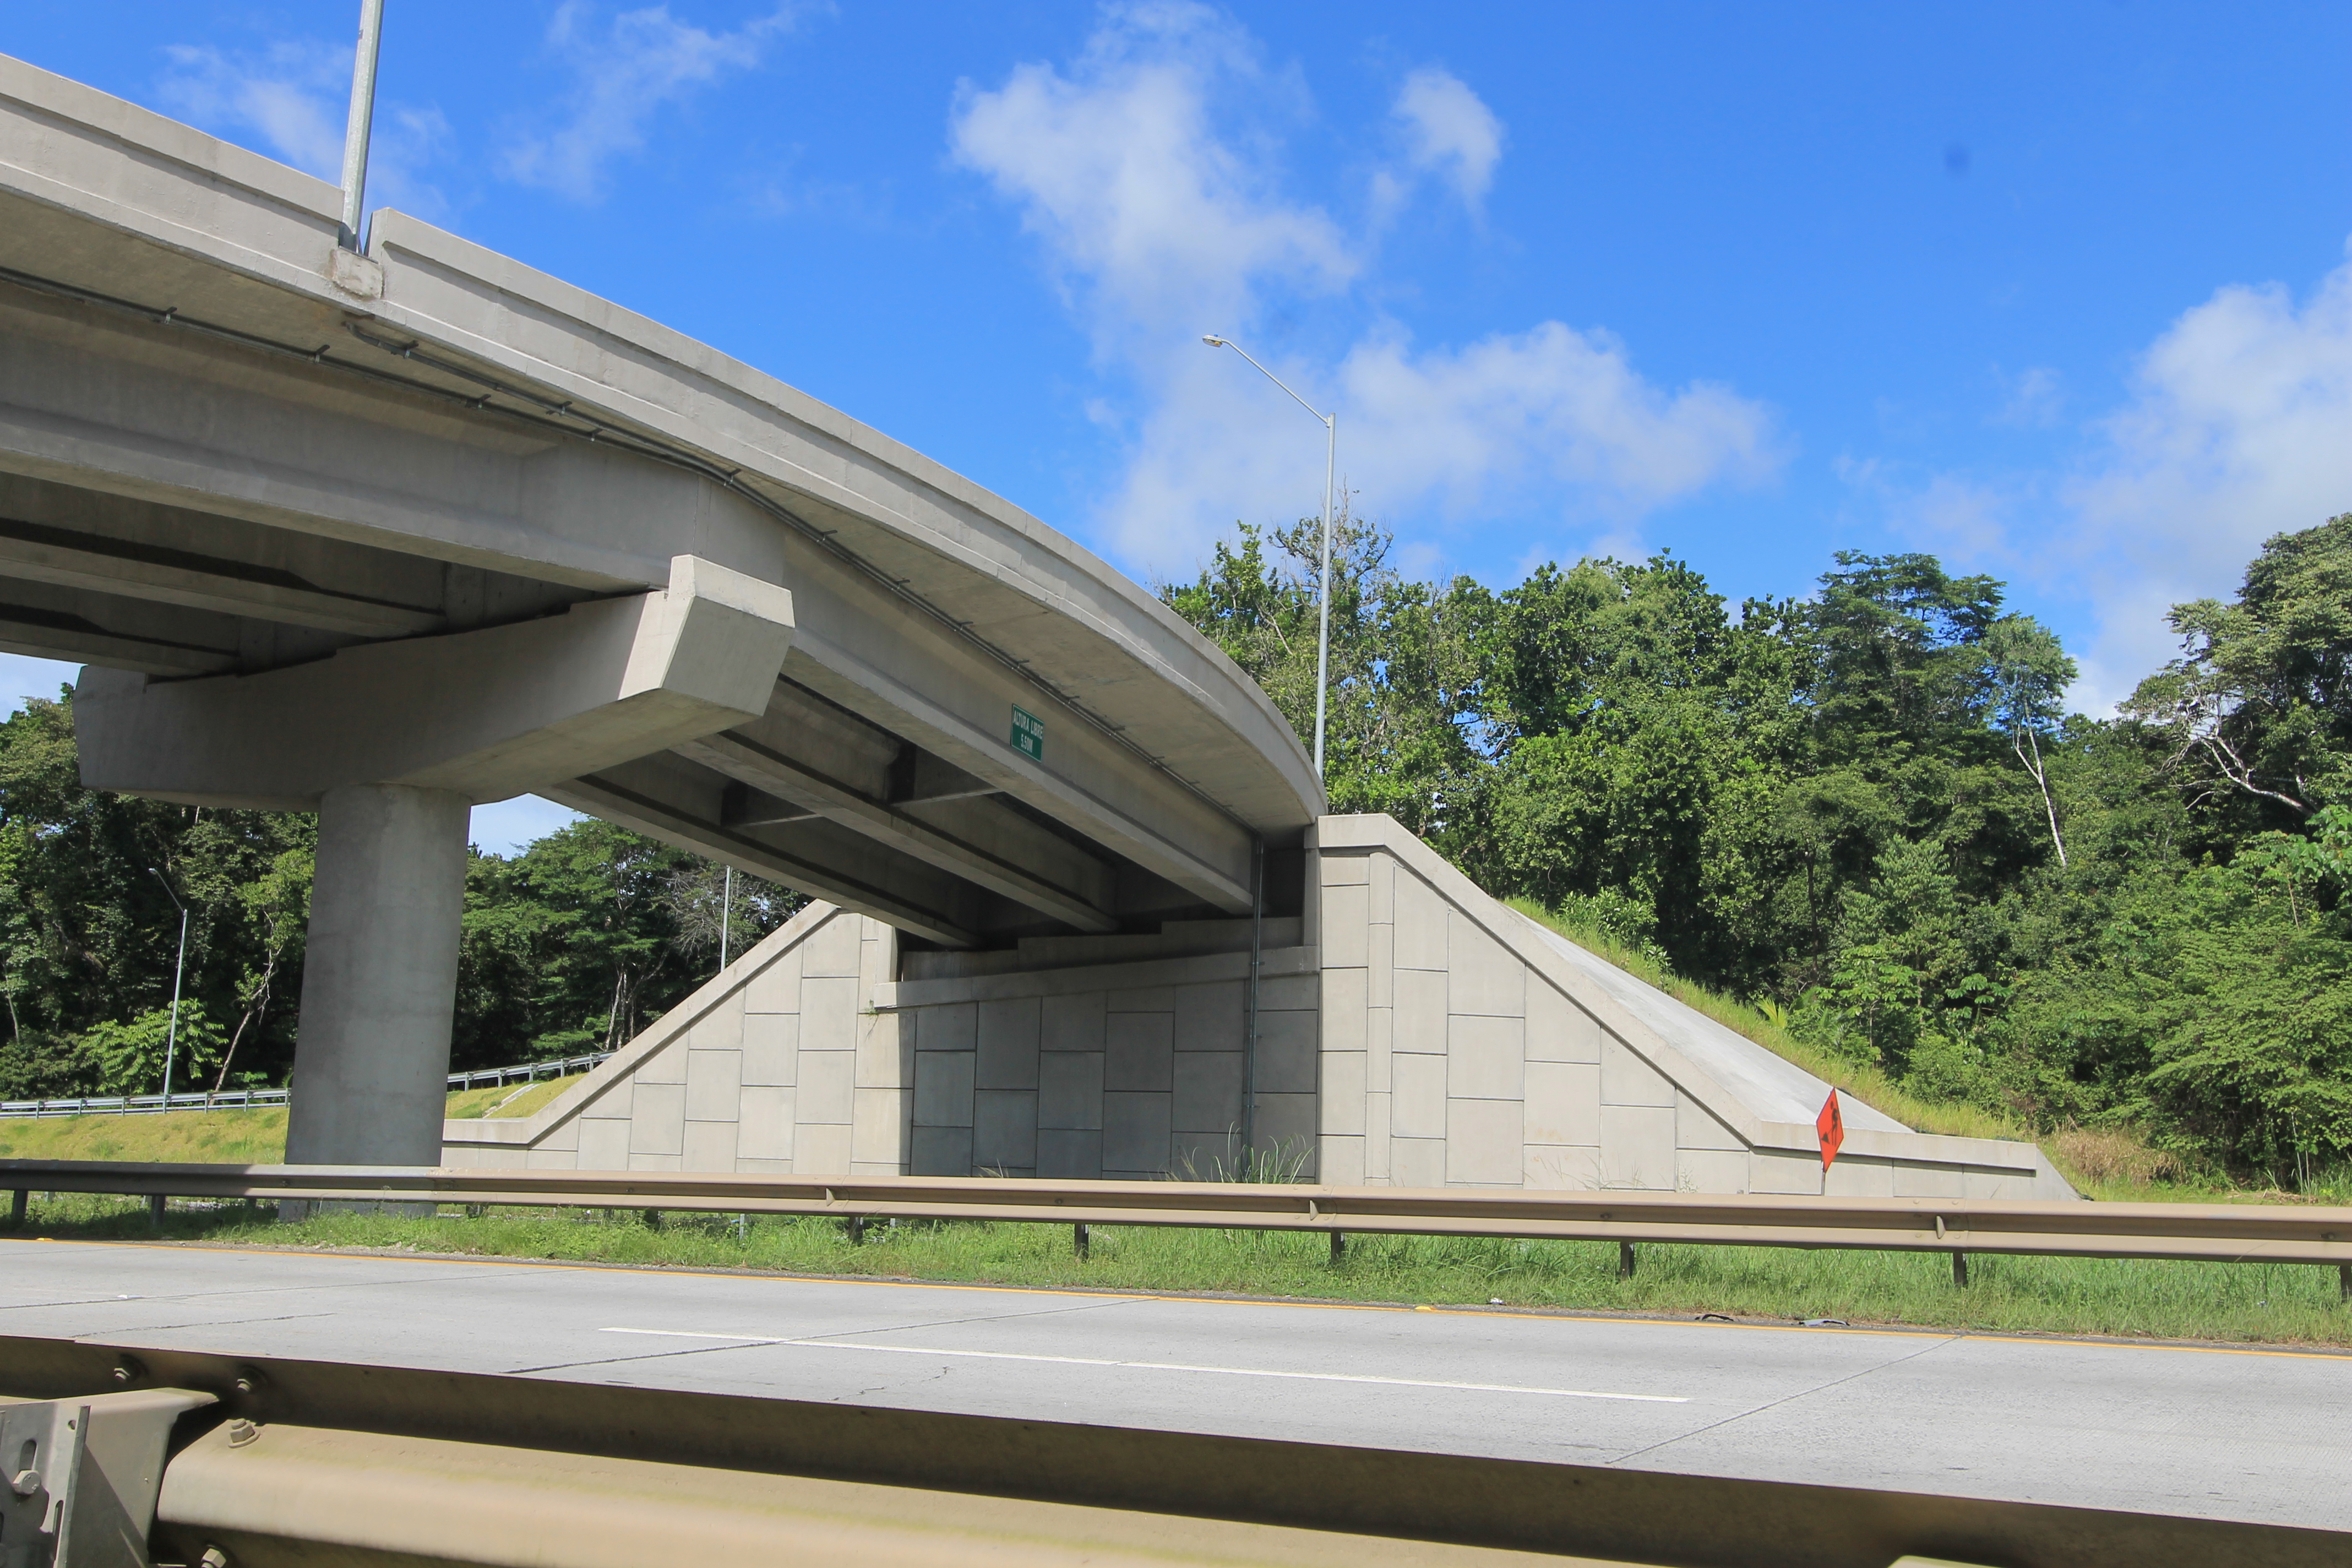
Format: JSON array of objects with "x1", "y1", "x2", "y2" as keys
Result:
[
  {"x1": 0, "y1": 55, "x2": 2075, "y2": 1202},
  {"x1": 0, "y1": 54, "x2": 1320, "y2": 1169}
]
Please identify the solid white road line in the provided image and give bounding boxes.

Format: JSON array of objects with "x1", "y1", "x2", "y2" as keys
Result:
[{"x1": 598, "y1": 1327, "x2": 1689, "y2": 1403}]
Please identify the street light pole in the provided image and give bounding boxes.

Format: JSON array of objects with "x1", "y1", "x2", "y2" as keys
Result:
[
  {"x1": 338, "y1": 0, "x2": 386, "y2": 249},
  {"x1": 148, "y1": 868, "x2": 189, "y2": 1104},
  {"x1": 1201, "y1": 335, "x2": 1337, "y2": 779}
]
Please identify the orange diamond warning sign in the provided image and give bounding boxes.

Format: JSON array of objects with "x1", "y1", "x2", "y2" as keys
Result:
[{"x1": 1816, "y1": 1090, "x2": 1845, "y2": 1170}]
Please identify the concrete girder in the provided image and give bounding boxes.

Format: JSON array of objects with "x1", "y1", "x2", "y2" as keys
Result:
[
  {"x1": 0, "y1": 288, "x2": 692, "y2": 594},
  {"x1": 677, "y1": 730, "x2": 1119, "y2": 935},
  {"x1": 0, "y1": 469, "x2": 593, "y2": 657},
  {"x1": 73, "y1": 555, "x2": 796, "y2": 808},
  {"x1": 675, "y1": 677, "x2": 1118, "y2": 933},
  {"x1": 0, "y1": 577, "x2": 242, "y2": 674},
  {"x1": 547, "y1": 757, "x2": 988, "y2": 949},
  {"x1": 0, "y1": 514, "x2": 445, "y2": 636}
]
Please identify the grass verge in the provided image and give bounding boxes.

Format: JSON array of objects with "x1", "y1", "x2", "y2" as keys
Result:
[
  {"x1": 9, "y1": 1195, "x2": 2348, "y2": 1349},
  {"x1": 0, "y1": 1075, "x2": 586, "y2": 1162}
]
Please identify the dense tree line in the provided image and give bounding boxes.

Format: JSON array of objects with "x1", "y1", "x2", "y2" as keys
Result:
[
  {"x1": 1165, "y1": 509, "x2": 2352, "y2": 1183},
  {"x1": 0, "y1": 700, "x2": 800, "y2": 1100}
]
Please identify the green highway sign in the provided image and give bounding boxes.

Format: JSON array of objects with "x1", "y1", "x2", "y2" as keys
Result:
[{"x1": 1011, "y1": 704, "x2": 1046, "y2": 761}]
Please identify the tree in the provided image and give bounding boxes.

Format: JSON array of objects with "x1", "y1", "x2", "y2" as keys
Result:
[
  {"x1": 1804, "y1": 552, "x2": 2007, "y2": 765},
  {"x1": 1162, "y1": 504, "x2": 1489, "y2": 838},
  {"x1": 1981, "y1": 616, "x2": 2078, "y2": 867},
  {"x1": 2126, "y1": 513, "x2": 2352, "y2": 832},
  {"x1": 0, "y1": 693, "x2": 314, "y2": 1097}
]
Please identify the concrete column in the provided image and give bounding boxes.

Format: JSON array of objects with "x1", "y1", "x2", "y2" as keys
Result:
[{"x1": 285, "y1": 783, "x2": 471, "y2": 1168}]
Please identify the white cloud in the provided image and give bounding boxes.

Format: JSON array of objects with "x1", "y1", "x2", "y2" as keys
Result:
[
  {"x1": 950, "y1": 1, "x2": 1351, "y2": 350},
  {"x1": 159, "y1": 41, "x2": 347, "y2": 177},
  {"x1": 1392, "y1": 67, "x2": 1503, "y2": 210},
  {"x1": 500, "y1": 2, "x2": 805, "y2": 201},
  {"x1": 157, "y1": 40, "x2": 453, "y2": 220},
  {"x1": 1856, "y1": 244, "x2": 2352, "y2": 714},
  {"x1": 2062, "y1": 245, "x2": 2352, "y2": 706},
  {"x1": 1992, "y1": 364, "x2": 2064, "y2": 428},
  {"x1": 951, "y1": 4, "x2": 1778, "y2": 575}
]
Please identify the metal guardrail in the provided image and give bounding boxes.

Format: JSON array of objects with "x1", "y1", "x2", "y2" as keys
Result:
[
  {"x1": 5, "y1": 1163, "x2": 2350, "y2": 1284},
  {"x1": 0, "y1": 1052, "x2": 612, "y2": 1120},
  {"x1": 3, "y1": 1332, "x2": 2344, "y2": 1568},
  {"x1": 0, "y1": 1086, "x2": 290, "y2": 1119},
  {"x1": 441, "y1": 1052, "x2": 613, "y2": 1092}
]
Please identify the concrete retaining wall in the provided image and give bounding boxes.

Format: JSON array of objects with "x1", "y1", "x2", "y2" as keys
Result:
[{"x1": 446, "y1": 813, "x2": 2075, "y2": 1199}]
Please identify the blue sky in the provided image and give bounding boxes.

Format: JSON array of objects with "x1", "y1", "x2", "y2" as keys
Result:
[{"x1": 4, "y1": 2, "x2": 2348, "y2": 852}]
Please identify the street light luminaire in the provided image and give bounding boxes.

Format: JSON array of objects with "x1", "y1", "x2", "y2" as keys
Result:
[{"x1": 1199, "y1": 334, "x2": 1337, "y2": 782}]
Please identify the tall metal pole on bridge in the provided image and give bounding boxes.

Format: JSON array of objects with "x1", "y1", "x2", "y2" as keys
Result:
[
  {"x1": 338, "y1": 0, "x2": 386, "y2": 249},
  {"x1": 1201, "y1": 336, "x2": 1337, "y2": 779}
]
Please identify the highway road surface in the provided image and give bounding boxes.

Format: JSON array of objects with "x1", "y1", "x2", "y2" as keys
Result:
[{"x1": 1, "y1": 1237, "x2": 2343, "y2": 1532}]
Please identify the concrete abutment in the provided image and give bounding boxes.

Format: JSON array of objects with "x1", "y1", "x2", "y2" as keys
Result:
[{"x1": 448, "y1": 813, "x2": 2076, "y2": 1199}]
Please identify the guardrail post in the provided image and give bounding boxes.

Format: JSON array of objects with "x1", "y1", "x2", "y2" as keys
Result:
[
  {"x1": 147, "y1": 1193, "x2": 167, "y2": 1227},
  {"x1": 1329, "y1": 1230, "x2": 1344, "y2": 1264},
  {"x1": 1618, "y1": 1241, "x2": 1637, "y2": 1279},
  {"x1": 2340, "y1": 1262, "x2": 2349, "y2": 1304},
  {"x1": 1952, "y1": 1251, "x2": 1970, "y2": 1288},
  {"x1": 1073, "y1": 1223, "x2": 1089, "y2": 1260},
  {"x1": 846, "y1": 1215, "x2": 865, "y2": 1245},
  {"x1": 644, "y1": 1209, "x2": 663, "y2": 1232},
  {"x1": 7, "y1": 1188, "x2": 24, "y2": 1229}
]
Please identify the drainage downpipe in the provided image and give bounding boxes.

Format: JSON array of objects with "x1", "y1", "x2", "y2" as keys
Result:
[{"x1": 1242, "y1": 835, "x2": 1263, "y2": 1170}]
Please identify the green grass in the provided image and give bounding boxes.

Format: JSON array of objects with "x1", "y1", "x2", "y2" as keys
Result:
[
  {"x1": 0, "y1": 1075, "x2": 586, "y2": 1162},
  {"x1": 442, "y1": 1075, "x2": 586, "y2": 1121},
  {"x1": 0, "y1": 1106, "x2": 288, "y2": 1163},
  {"x1": 9, "y1": 1195, "x2": 2348, "y2": 1348}
]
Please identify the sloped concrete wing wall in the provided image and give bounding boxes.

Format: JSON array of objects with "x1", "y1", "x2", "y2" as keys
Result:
[
  {"x1": 442, "y1": 904, "x2": 912, "y2": 1175},
  {"x1": 1310, "y1": 814, "x2": 2074, "y2": 1199}
]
